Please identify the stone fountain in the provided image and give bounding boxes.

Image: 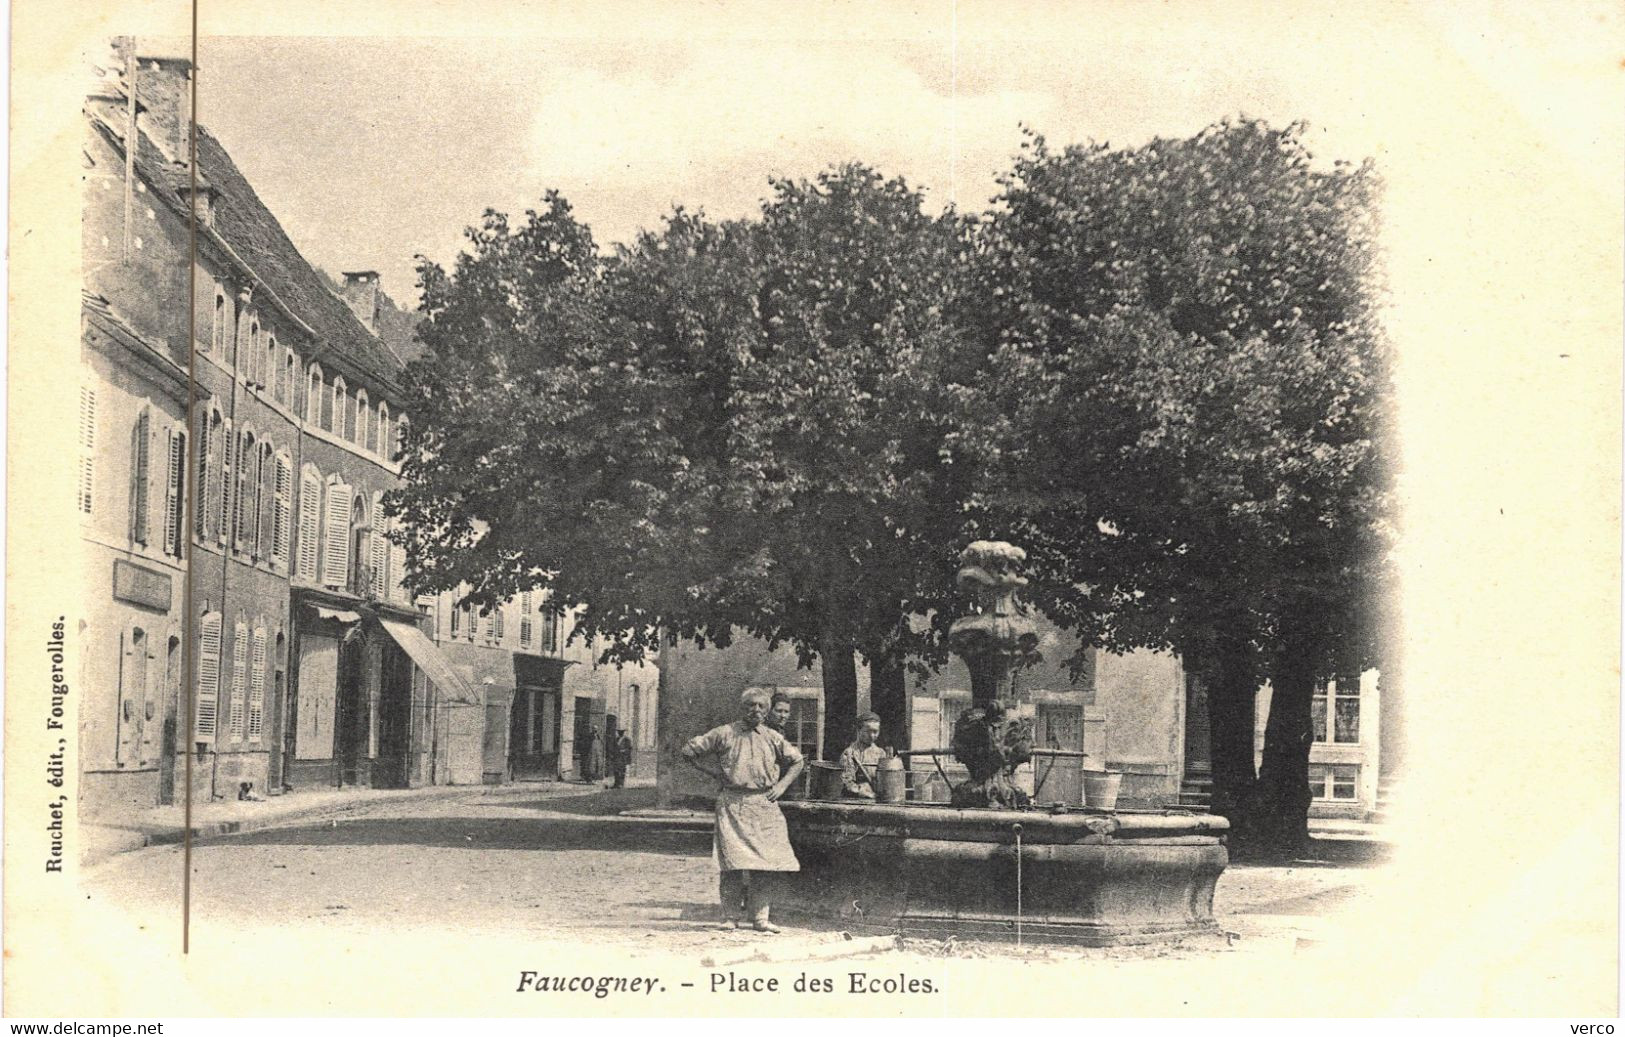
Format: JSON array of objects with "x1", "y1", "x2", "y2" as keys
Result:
[{"x1": 775, "y1": 541, "x2": 1229, "y2": 945}]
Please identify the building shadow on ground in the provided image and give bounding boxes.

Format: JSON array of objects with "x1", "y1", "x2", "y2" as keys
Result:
[
  {"x1": 192, "y1": 815, "x2": 711, "y2": 855},
  {"x1": 1227, "y1": 836, "x2": 1391, "y2": 870}
]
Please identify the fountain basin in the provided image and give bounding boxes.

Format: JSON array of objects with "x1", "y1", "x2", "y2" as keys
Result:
[{"x1": 778, "y1": 799, "x2": 1228, "y2": 945}]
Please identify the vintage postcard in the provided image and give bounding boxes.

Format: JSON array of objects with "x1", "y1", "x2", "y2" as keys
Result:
[{"x1": 5, "y1": 0, "x2": 1620, "y2": 1020}]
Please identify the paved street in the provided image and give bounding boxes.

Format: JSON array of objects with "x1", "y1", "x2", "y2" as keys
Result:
[{"x1": 82, "y1": 785, "x2": 1388, "y2": 961}]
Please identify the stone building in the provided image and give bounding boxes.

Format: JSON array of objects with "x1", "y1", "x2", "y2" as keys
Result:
[
  {"x1": 657, "y1": 622, "x2": 1393, "y2": 820},
  {"x1": 80, "y1": 46, "x2": 655, "y2": 822}
]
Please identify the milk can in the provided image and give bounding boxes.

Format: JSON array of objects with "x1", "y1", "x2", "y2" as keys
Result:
[{"x1": 874, "y1": 752, "x2": 908, "y2": 803}]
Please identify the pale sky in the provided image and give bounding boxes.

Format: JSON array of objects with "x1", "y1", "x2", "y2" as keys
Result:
[{"x1": 191, "y1": 3, "x2": 1617, "y2": 310}]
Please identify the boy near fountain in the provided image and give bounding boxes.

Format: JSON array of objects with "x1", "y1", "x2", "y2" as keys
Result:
[
  {"x1": 681, "y1": 688, "x2": 807, "y2": 933},
  {"x1": 838, "y1": 712, "x2": 886, "y2": 800}
]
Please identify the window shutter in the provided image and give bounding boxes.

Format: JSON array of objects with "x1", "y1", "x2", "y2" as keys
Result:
[
  {"x1": 482, "y1": 610, "x2": 495, "y2": 642},
  {"x1": 194, "y1": 413, "x2": 211, "y2": 539},
  {"x1": 196, "y1": 613, "x2": 221, "y2": 743},
  {"x1": 232, "y1": 432, "x2": 247, "y2": 552},
  {"x1": 247, "y1": 627, "x2": 267, "y2": 741},
  {"x1": 273, "y1": 455, "x2": 292, "y2": 567},
  {"x1": 164, "y1": 429, "x2": 184, "y2": 556},
  {"x1": 297, "y1": 470, "x2": 321, "y2": 580},
  {"x1": 217, "y1": 419, "x2": 233, "y2": 545},
  {"x1": 139, "y1": 632, "x2": 161, "y2": 765},
  {"x1": 257, "y1": 446, "x2": 274, "y2": 560},
  {"x1": 78, "y1": 387, "x2": 96, "y2": 514},
  {"x1": 520, "y1": 616, "x2": 533, "y2": 650},
  {"x1": 321, "y1": 483, "x2": 352, "y2": 587},
  {"x1": 228, "y1": 619, "x2": 247, "y2": 740},
  {"x1": 370, "y1": 525, "x2": 388, "y2": 599},
  {"x1": 129, "y1": 410, "x2": 151, "y2": 543},
  {"x1": 494, "y1": 608, "x2": 505, "y2": 641},
  {"x1": 389, "y1": 537, "x2": 406, "y2": 603}
]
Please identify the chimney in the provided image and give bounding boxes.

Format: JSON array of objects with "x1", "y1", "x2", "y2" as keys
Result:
[
  {"x1": 340, "y1": 271, "x2": 381, "y2": 332},
  {"x1": 179, "y1": 183, "x2": 218, "y2": 228},
  {"x1": 130, "y1": 53, "x2": 192, "y2": 166}
]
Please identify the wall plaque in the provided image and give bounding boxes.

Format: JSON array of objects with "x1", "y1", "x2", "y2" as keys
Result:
[{"x1": 112, "y1": 559, "x2": 172, "y2": 611}]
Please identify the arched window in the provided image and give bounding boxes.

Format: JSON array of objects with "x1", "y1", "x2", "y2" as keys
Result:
[
  {"x1": 248, "y1": 319, "x2": 261, "y2": 384},
  {"x1": 378, "y1": 403, "x2": 391, "y2": 460},
  {"x1": 256, "y1": 440, "x2": 275, "y2": 560},
  {"x1": 356, "y1": 389, "x2": 371, "y2": 451},
  {"x1": 281, "y1": 348, "x2": 295, "y2": 408},
  {"x1": 209, "y1": 289, "x2": 226, "y2": 355},
  {"x1": 195, "y1": 403, "x2": 220, "y2": 539},
  {"x1": 307, "y1": 363, "x2": 325, "y2": 426},
  {"x1": 395, "y1": 415, "x2": 409, "y2": 462},
  {"x1": 266, "y1": 334, "x2": 281, "y2": 400},
  {"x1": 296, "y1": 464, "x2": 322, "y2": 581},
  {"x1": 332, "y1": 376, "x2": 347, "y2": 439},
  {"x1": 117, "y1": 625, "x2": 149, "y2": 765}
]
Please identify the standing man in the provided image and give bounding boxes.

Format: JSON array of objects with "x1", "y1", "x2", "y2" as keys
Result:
[
  {"x1": 682, "y1": 689, "x2": 806, "y2": 934},
  {"x1": 609, "y1": 727, "x2": 633, "y2": 788},
  {"x1": 839, "y1": 712, "x2": 886, "y2": 800}
]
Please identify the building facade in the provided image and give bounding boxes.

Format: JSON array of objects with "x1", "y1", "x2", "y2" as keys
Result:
[{"x1": 79, "y1": 46, "x2": 645, "y2": 827}]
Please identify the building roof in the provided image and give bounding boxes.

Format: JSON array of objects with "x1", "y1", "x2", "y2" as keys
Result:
[{"x1": 85, "y1": 97, "x2": 407, "y2": 391}]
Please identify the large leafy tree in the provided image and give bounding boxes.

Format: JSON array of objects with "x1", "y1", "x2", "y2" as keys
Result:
[
  {"x1": 978, "y1": 120, "x2": 1395, "y2": 852},
  {"x1": 392, "y1": 168, "x2": 990, "y2": 758}
]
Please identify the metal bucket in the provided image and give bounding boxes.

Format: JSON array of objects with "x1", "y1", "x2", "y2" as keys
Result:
[
  {"x1": 1082, "y1": 770, "x2": 1123, "y2": 811},
  {"x1": 875, "y1": 756, "x2": 907, "y2": 803},
  {"x1": 809, "y1": 761, "x2": 844, "y2": 801}
]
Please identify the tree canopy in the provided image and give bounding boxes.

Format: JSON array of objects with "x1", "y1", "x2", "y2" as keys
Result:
[{"x1": 390, "y1": 119, "x2": 1395, "y2": 836}]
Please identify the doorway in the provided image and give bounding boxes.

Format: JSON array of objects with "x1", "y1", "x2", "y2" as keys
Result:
[
  {"x1": 509, "y1": 686, "x2": 561, "y2": 779},
  {"x1": 335, "y1": 638, "x2": 366, "y2": 785}
]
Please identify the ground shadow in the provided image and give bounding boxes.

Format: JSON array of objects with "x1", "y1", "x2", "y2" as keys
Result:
[
  {"x1": 1227, "y1": 836, "x2": 1391, "y2": 869},
  {"x1": 192, "y1": 814, "x2": 712, "y2": 855}
]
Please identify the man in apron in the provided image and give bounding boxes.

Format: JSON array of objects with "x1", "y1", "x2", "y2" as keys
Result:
[{"x1": 681, "y1": 688, "x2": 806, "y2": 933}]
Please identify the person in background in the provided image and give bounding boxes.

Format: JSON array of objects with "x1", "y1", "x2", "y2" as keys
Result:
[
  {"x1": 839, "y1": 711, "x2": 886, "y2": 800},
  {"x1": 766, "y1": 692, "x2": 794, "y2": 736},
  {"x1": 681, "y1": 688, "x2": 806, "y2": 934},
  {"x1": 609, "y1": 727, "x2": 633, "y2": 788},
  {"x1": 580, "y1": 726, "x2": 604, "y2": 783}
]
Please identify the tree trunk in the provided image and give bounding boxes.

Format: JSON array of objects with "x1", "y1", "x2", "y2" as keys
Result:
[
  {"x1": 869, "y1": 656, "x2": 909, "y2": 754},
  {"x1": 1254, "y1": 635, "x2": 1316, "y2": 856},
  {"x1": 819, "y1": 637, "x2": 859, "y2": 762},
  {"x1": 1201, "y1": 641, "x2": 1259, "y2": 841}
]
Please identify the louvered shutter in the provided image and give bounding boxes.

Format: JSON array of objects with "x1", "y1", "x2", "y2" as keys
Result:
[
  {"x1": 164, "y1": 429, "x2": 184, "y2": 556},
  {"x1": 494, "y1": 608, "x2": 505, "y2": 641},
  {"x1": 520, "y1": 616, "x2": 533, "y2": 650},
  {"x1": 194, "y1": 415, "x2": 210, "y2": 539},
  {"x1": 130, "y1": 410, "x2": 150, "y2": 543},
  {"x1": 389, "y1": 536, "x2": 406, "y2": 603},
  {"x1": 321, "y1": 483, "x2": 352, "y2": 587},
  {"x1": 233, "y1": 434, "x2": 252, "y2": 551},
  {"x1": 217, "y1": 419, "x2": 233, "y2": 545},
  {"x1": 139, "y1": 632, "x2": 161, "y2": 765},
  {"x1": 370, "y1": 526, "x2": 388, "y2": 599},
  {"x1": 247, "y1": 627, "x2": 267, "y2": 740},
  {"x1": 297, "y1": 470, "x2": 320, "y2": 580},
  {"x1": 78, "y1": 388, "x2": 96, "y2": 514},
  {"x1": 196, "y1": 613, "x2": 221, "y2": 742},
  {"x1": 272, "y1": 455, "x2": 292, "y2": 567},
  {"x1": 228, "y1": 619, "x2": 247, "y2": 739},
  {"x1": 256, "y1": 447, "x2": 274, "y2": 560}
]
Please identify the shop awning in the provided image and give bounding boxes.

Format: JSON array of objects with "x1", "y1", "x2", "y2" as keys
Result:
[
  {"x1": 377, "y1": 617, "x2": 481, "y2": 705},
  {"x1": 315, "y1": 607, "x2": 362, "y2": 623}
]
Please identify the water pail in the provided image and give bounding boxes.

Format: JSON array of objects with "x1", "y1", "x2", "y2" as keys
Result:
[
  {"x1": 1082, "y1": 771, "x2": 1123, "y2": 811},
  {"x1": 810, "y1": 761, "x2": 844, "y2": 801}
]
